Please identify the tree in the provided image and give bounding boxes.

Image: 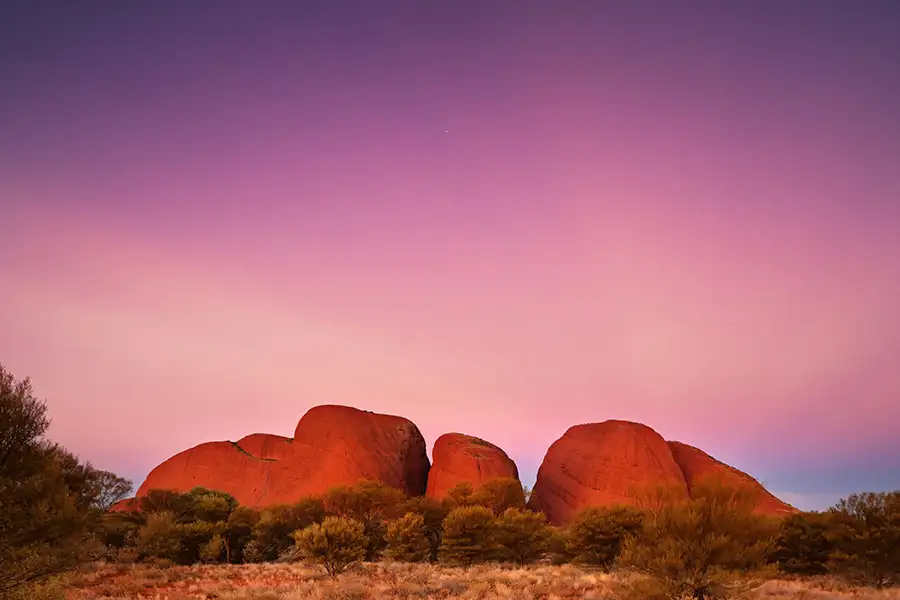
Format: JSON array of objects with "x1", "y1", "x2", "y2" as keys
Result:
[
  {"x1": 0, "y1": 364, "x2": 110, "y2": 597},
  {"x1": 494, "y1": 508, "x2": 553, "y2": 564},
  {"x1": 829, "y1": 491, "x2": 900, "y2": 588},
  {"x1": 772, "y1": 512, "x2": 836, "y2": 575},
  {"x1": 566, "y1": 506, "x2": 644, "y2": 568},
  {"x1": 293, "y1": 517, "x2": 367, "y2": 577},
  {"x1": 404, "y1": 496, "x2": 448, "y2": 562},
  {"x1": 136, "y1": 512, "x2": 181, "y2": 561},
  {"x1": 252, "y1": 498, "x2": 326, "y2": 561},
  {"x1": 224, "y1": 506, "x2": 260, "y2": 563},
  {"x1": 323, "y1": 481, "x2": 407, "y2": 561},
  {"x1": 384, "y1": 513, "x2": 431, "y2": 562},
  {"x1": 470, "y1": 477, "x2": 527, "y2": 515},
  {"x1": 185, "y1": 487, "x2": 236, "y2": 523},
  {"x1": 87, "y1": 470, "x2": 133, "y2": 512},
  {"x1": 199, "y1": 535, "x2": 225, "y2": 564},
  {"x1": 445, "y1": 482, "x2": 474, "y2": 508},
  {"x1": 439, "y1": 505, "x2": 498, "y2": 566},
  {"x1": 617, "y1": 482, "x2": 777, "y2": 600}
]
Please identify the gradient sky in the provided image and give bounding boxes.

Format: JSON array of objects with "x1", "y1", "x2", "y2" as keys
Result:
[{"x1": 2, "y1": 1, "x2": 899, "y2": 511}]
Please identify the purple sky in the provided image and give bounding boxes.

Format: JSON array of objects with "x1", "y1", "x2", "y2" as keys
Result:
[{"x1": 1, "y1": 1, "x2": 899, "y2": 511}]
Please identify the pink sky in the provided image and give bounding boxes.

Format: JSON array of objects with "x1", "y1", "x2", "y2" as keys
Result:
[{"x1": 1, "y1": 1, "x2": 899, "y2": 510}]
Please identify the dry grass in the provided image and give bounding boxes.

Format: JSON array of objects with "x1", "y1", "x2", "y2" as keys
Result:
[{"x1": 61, "y1": 562, "x2": 900, "y2": 600}]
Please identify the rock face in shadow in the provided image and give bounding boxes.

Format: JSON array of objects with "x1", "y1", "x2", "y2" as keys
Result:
[
  {"x1": 425, "y1": 433, "x2": 519, "y2": 500},
  {"x1": 134, "y1": 405, "x2": 430, "y2": 507},
  {"x1": 666, "y1": 441, "x2": 797, "y2": 516},
  {"x1": 529, "y1": 420, "x2": 690, "y2": 525}
]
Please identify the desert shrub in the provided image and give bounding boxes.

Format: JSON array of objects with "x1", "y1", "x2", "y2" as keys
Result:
[
  {"x1": 323, "y1": 480, "x2": 408, "y2": 522},
  {"x1": 566, "y1": 505, "x2": 644, "y2": 568},
  {"x1": 444, "y1": 482, "x2": 474, "y2": 508},
  {"x1": 224, "y1": 506, "x2": 260, "y2": 563},
  {"x1": 324, "y1": 481, "x2": 408, "y2": 561},
  {"x1": 185, "y1": 487, "x2": 237, "y2": 523},
  {"x1": 470, "y1": 477, "x2": 527, "y2": 514},
  {"x1": 100, "y1": 510, "x2": 145, "y2": 549},
  {"x1": 252, "y1": 498, "x2": 326, "y2": 561},
  {"x1": 174, "y1": 520, "x2": 223, "y2": 564},
  {"x1": 138, "y1": 489, "x2": 197, "y2": 522},
  {"x1": 199, "y1": 535, "x2": 225, "y2": 563},
  {"x1": 772, "y1": 511, "x2": 837, "y2": 575},
  {"x1": 0, "y1": 364, "x2": 116, "y2": 597},
  {"x1": 547, "y1": 527, "x2": 573, "y2": 564},
  {"x1": 293, "y1": 516, "x2": 367, "y2": 577},
  {"x1": 439, "y1": 505, "x2": 498, "y2": 566},
  {"x1": 617, "y1": 481, "x2": 777, "y2": 600},
  {"x1": 136, "y1": 511, "x2": 181, "y2": 561},
  {"x1": 241, "y1": 540, "x2": 264, "y2": 563},
  {"x1": 404, "y1": 496, "x2": 448, "y2": 562},
  {"x1": 494, "y1": 508, "x2": 553, "y2": 564},
  {"x1": 385, "y1": 512, "x2": 431, "y2": 562},
  {"x1": 828, "y1": 491, "x2": 900, "y2": 588}
]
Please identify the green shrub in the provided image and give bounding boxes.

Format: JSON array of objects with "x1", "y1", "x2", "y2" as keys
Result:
[
  {"x1": 829, "y1": 491, "x2": 900, "y2": 588},
  {"x1": 404, "y1": 496, "x2": 448, "y2": 562},
  {"x1": 174, "y1": 520, "x2": 223, "y2": 565},
  {"x1": 186, "y1": 487, "x2": 237, "y2": 523},
  {"x1": 224, "y1": 506, "x2": 260, "y2": 563},
  {"x1": 199, "y1": 535, "x2": 225, "y2": 563},
  {"x1": 444, "y1": 483, "x2": 474, "y2": 509},
  {"x1": 136, "y1": 511, "x2": 181, "y2": 561},
  {"x1": 323, "y1": 481, "x2": 408, "y2": 561},
  {"x1": 470, "y1": 477, "x2": 527, "y2": 515},
  {"x1": 252, "y1": 498, "x2": 326, "y2": 561},
  {"x1": 100, "y1": 511, "x2": 144, "y2": 549},
  {"x1": 439, "y1": 505, "x2": 498, "y2": 566},
  {"x1": 385, "y1": 512, "x2": 431, "y2": 562},
  {"x1": 494, "y1": 508, "x2": 553, "y2": 564},
  {"x1": 566, "y1": 505, "x2": 644, "y2": 568},
  {"x1": 293, "y1": 516, "x2": 367, "y2": 577},
  {"x1": 617, "y1": 482, "x2": 776, "y2": 600},
  {"x1": 241, "y1": 540, "x2": 264, "y2": 563},
  {"x1": 772, "y1": 511, "x2": 837, "y2": 575}
]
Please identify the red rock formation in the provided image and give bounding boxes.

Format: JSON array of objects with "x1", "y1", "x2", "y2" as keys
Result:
[
  {"x1": 667, "y1": 441, "x2": 797, "y2": 516},
  {"x1": 134, "y1": 405, "x2": 430, "y2": 507},
  {"x1": 425, "y1": 433, "x2": 519, "y2": 499},
  {"x1": 529, "y1": 420, "x2": 690, "y2": 525},
  {"x1": 236, "y1": 433, "x2": 294, "y2": 461}
]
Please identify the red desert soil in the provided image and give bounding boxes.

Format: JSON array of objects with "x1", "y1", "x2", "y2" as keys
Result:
[{"x1": 425, "y1": 432, "x2": 520, "y2": 499}]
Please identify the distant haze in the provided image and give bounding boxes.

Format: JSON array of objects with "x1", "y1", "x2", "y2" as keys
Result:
[{"x1": 1, "y1": 1, "x2": 898, "y2": 511}]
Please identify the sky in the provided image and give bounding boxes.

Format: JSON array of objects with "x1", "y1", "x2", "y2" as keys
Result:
[{"x1": 1, "y1": 0, "x2": 898, "y2": 512}]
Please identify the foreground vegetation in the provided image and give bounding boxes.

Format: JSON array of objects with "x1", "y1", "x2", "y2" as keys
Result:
[
  {"x1": 2, "y1": 362, "x2": 899, "y2": 600},
  {"x1": 55, "y1": 562, "x2": 900, "y2": 600}
]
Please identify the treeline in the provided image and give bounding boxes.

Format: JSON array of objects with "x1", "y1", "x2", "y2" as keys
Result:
[{"x1": 104, "y1": 480, "x2": 900, "y2": 593}]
